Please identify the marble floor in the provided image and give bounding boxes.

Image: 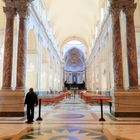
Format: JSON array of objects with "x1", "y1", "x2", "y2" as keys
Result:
[{"x1": 0, "y1": 95, "x2": 140, "y2": 140}]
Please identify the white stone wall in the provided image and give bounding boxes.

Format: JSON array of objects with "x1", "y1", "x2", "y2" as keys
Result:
[{"x1": 86, "y1": 12, "x2": 113, "y2": 92}]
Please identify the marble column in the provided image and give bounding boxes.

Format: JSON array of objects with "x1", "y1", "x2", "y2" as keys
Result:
[
  {"x1": 109, "y1": 1, "x2": 124, "y2": 90},
  {"x1": 16, "y1": 7, "x2": 28, "y2": 90},
  {"x1": 123, "y1": 2, "x2": 138, "y2": 89},
  {"x1": 2, "y1": 7, "x2": 16, "y2": 89}
]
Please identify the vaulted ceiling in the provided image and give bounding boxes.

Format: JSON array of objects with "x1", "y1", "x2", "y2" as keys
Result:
[
  {"x1": 43, "y1": 0, "x2": 105, "y2": 49},
  {"x1": 0, "y1": 0, "x2": 105, "y2": 50}
]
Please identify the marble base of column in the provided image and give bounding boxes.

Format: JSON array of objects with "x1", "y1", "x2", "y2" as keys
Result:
[
  {"x1": 0, "y1": 89, "x2": 25, "y2": 117},
  {"x1": 15, "y1": 87, "x2": 25, "y2": 92},
  {"x1": 111, "y1": 91, "x2": 140, "y2": 117},
  {"x1": 113, "y1": 86, "x2": 125, "y2": 93},
  {"x1": 1, "y1": 87, "x2": 12, "y2": 91},
  {"x1": 114, "y1": 88, "x2": 124, "y2": 92},
  {"x1": 128, "y1": 86, "x2": 139, "y2": 91}
]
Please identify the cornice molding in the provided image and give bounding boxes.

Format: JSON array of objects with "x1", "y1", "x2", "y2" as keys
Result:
[{"x1": 123, "y1": 3, "x2": 137, "y2": 16}]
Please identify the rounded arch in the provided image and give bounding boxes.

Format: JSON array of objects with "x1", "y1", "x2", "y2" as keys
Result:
[
  {"x1": 61, "y1": 36, "x2": 89, "y2": 50},
  {"x1": 61, "y1": 36, "x2": 90, "y2": 57}
]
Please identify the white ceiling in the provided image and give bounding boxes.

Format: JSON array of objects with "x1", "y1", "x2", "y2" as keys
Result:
[
  {"x1": 0, "y1": 0, "x2": 105, "y2": 51},
  {"x1": 43, "y1": 0, "x2": 104, "y2": 49}
]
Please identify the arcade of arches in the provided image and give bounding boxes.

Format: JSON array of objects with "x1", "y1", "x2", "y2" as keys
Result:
[{"x1": 0, "y1": 0, "x2": 140, "y2": 139}]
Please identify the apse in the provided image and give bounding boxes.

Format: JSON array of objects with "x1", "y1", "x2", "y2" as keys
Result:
[
  {"x1": 63, "y1": 40, "x2": 86, "y2": 72},
  {"x1": 65, "y1": 48, "x2": 84, "y2": 71},
  {"x1": 63, "y1": 40, "x2": 86, "y2": 85}
]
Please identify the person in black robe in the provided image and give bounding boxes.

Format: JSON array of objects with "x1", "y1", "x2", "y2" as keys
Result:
[{"x1": 24, "y1": 88, "x2": 38, "y2": 123}]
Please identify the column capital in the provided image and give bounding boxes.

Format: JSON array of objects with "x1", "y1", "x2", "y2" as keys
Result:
[
  {"x1": 109, "y1": 1, "x2": 122, "y2": 17},
  {"x1": 14, "y1": 0, "x2": 33, "y2": 18},
  {"x1": 3, "y1": 7, "x2": 16, "y2": 18},
  {"x1": 123, "y1": 3, "x2": 137, "y2": 16},
  {"x1": 14, "y1": 0, "x2": 33, "y2": 6},
  {"x1": 109, "y1": 6, "x2": 121, "y2": 18},
  {"x1": 17, "y1": 6, "x2": 29, "y2": 18}
]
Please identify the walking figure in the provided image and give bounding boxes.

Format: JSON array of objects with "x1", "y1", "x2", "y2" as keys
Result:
[{"x1": 24, "y1": 88, "x2": 38, "y2": 123}]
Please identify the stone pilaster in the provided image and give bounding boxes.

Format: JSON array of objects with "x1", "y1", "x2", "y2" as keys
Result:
[
  {"x1": 109, "y1": 1, "x2": 124, "y2": 90},
  {"x1": 2, "y1": 7, "x2": 16, "y2": 89},
  {"x1": 123, "y1": 1, "x2": 138, "y2": 89}
]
